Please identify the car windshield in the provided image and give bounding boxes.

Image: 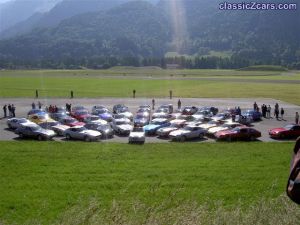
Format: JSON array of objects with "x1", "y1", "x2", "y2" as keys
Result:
[
  {"x1": 133, "y1": 127, "x2": 143, "y2": 132},
  {"x1": 152, "y1": 121, "x2": 163, "y2": 125},
  {"x1": 116, "y1": 121, "x2": 126, "y2": 125},
  {"x1": 135, "y1": 115, "x2": 145, "y2": 120},
  {"x1": 99, "y1": 125, "x2": 110, "y2": 130},
  {"x1": 169, "y1": 124, "x2": 179, "y2": 128},
  {"x1": 284, "y1": 125, "x2": 294, "y2": 130},
  {"x1": 114, "y1": 114, "x2": 125, "y2": 119},
  {"x1": 156, "y1": 108, "x2": 167, "y2": 113},
  {"x1": 76, "y1": 127, "x2": 86, "y2": 131},
  {"x1": 184, "y1": 126, "x2": 194, "y2": 131},
  {"x1": 31, "y1": 126, "x2": 41, "y2": 131},
  {"x1": 19, "y1": 118, "x2": 28, "y2": 123},
  {"x1": 232, "y1": 127, "x2": 241, "y2": 132}
]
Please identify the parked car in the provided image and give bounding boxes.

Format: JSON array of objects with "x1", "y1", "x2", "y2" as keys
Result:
[
  {"x1": 143, "y1": 118, "x2": 171, "y2": 135},
  {"x1": 28, "y1": 114, "x2": 56, "y2": 124},
  {"x1": 169, "y1": 126, "x2": 206, "y2": 142},
  {"x1": 158, "y1": 104, "x2": 173, "y2": 114},
  {"x1": 15, "y1": 124, "x2": 56, "y2": 141},
  {"x1": 192, "y1": 110, "x2": 213, "y2": 121},
  {"x1": 92, "y1": 107, "x2": 113, "y2": 122},
  {"x1": 241, "y1": 110, "x2": 262, "y2": 121},
  {"x1": 113, "y1": 114, "x2": 131, "y2": 124},
  {"x1": 211, "y1": 113, "x2": 231, "y2": 122},
  {"x1": 134, "y1": 115, "x2": 150, "y2": 127},
  {"x1": 64, "y1": 126, "x2": 101, "y2": 142},
  {"x1": 269, "y1": 124, "x2": 300, "y2": 139},
  {"x1": 207, "y1": 122, "x2": 241, "y2": 137},
  {"x1": 182, "y1": 106, "x2": 198, "y2": 115},
  {"x1": 152, "y1": 108, "x2": 171, "y2": 119},
  {"x1": 156, "y1": 121, "x2": 184, "y2": 138},
  {"x1": 136, "y1": 107, "x2": 151, "y2": 118},
  {"x1": 198, "y1": 107, "x2": 218, "y2": 115},
  {"x1": 111, "y1": 120, "x2": 133, "y2": 135},
  {"x1": 39, "y1": 121, "x2": 69, "y2": 136},
  {"x1": 215, "y1": 127, "x2": 261, "y2": 141},
  {"x1": 27, "y1": 109, "x2": 47, "y2": 116},
  {"x1": 113, "y1": 104, "x2": 128, "y2": 114},
  {"x1": 84, "y1": 123, "x2": 114, "y2": 139},
  {"x1": 128, "y1": 127, "x2": 145, "y2": 144},
  {"x1": 70, "y1": 110, "x2": 91, "y2": 122},
  {"x1": 83, "y1": 115, "x2": 107, "y2": 125},
  {"x1": 59, "y1": 117, "x2": 85, "y2": 127},
  {"x1": 7, "y1": 118, "x2": 35, "y2": 129},
  {"x1": 49, "y1": 111, "x2": 68, "y2": 121},
  {"x1": 199, "y1": 121, "x2": 222, "y2": 130}
]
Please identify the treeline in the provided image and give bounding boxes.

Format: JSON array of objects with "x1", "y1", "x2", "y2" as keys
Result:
[{"x1": 1, "y1": 55, "x2": 299, "y2": 70}]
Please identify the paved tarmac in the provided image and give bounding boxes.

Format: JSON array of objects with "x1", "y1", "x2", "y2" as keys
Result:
[{"x1": 0, "y1": 97, "x2": 299, "y2": 143}]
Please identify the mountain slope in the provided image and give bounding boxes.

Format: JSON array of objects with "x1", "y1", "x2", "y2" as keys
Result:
[{"x1": 0, "y1": 1, "x2": 171, "y2": 59}]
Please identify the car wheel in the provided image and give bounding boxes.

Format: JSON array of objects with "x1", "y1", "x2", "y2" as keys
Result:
[
  {"x1": 8, "y1": 124, "x2": 12, "y2": 129},
  {"x1": 19, "y1": 133, "x2": 24, "y2": 138},
  {"x1": 180, "y1": 136, "x2": 186, "y2": 142},
  {"x1": 249, "y1": 136, "x2": 255, "y2": 141},
  {"x1": 37, "y1": 135, "x2": 43, "y2": 141},
  {"x1": 199, "y1": 133, "x2": 204, "y2": 139},
  {"x1": 84, "y1": 136, "x2": 91, "y2": 142},
  {"x1": 226, "y1": 136, "x2": 232, "y2": 142},
  {"x1": 66, "y1": 134, "x2": 71, "y2": 140},
  {"x1": 280, "y1": 134, "x2": 285, "y2": 139}
]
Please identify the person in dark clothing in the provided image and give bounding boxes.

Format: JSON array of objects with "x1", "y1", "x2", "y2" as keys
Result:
[
  {"x1": 11, "y1": 104, "x2": 15, "y2": 117},
  {"x1": 38, "y1": 101, "x2": 42, "y2": 109},
  {"x1": 280, "y1": 108, "x2": 285, "y2": 120},
  {"x1": 275, "y1": 108, "x2": 279, "y2": 120},
  {"x1": 178, "y1": 99, "x2": 181, "y2": 110},
  {"x1": 8, "y1": 104, "x2": 12, "y2": 117},
  {"x1": 32, "y1": 102, "x2": 36, "y2": 109},
  {"x1": 3, "y1": 105, "x2": 7, "y2": 118},
  {"x1": 296, "y1": 112, "x2": 299, "y2": 125},
  {"x1": 152, "y1": 99, "x2": 155, "y2": 110}
]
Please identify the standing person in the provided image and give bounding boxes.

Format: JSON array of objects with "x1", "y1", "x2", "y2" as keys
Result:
[
  {"x1": 38, "y1": 101, "x2": 42, "y2": 109},
  {"x1": 8, "y1": 104, "x2": 12, "y2": 117},
  {"x1": 3, "y1": 104, "x2": 7, "y2": 118},
  {"x1": 275, "y1": 108, "x2": 279, "y2": 120},
  {"x1": 177, "y1": 99, "x2": 181, "y2": 110},
  {"x1": 152, "y1": 99, "x2": 155, "y2": 110},
  {"x1": 280, "y1": 108, "x2": 285, "y2": 120},
  {"x1": 296, "y1": 112, "x2": 299, "y2": 124},
  {"x1": 267, "y1": 105, "x2": 271, "y2": 118},
  {"x1": 11, "y1": 104, "x2": 15, "y2": 117},
  {"x1": 253, "y1": 102, "x2": 258, "y2": 111},
  {"x1": 32, "y1": 102, "x2": 36, "y2": 109}
]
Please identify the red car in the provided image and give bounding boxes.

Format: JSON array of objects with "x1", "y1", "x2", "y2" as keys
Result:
[
  {"x1": 215, "y1": 127, "x2": 261, "y2": 141},
  {"x1": 70, "y1": 110, "x2": 91, "y2": 122},
  {"x1": 59, "y1": 117, "x2": 85, "y2": 127},
  {"x1": 269, "y1": 124, "x2": 300, "y2": 139}
]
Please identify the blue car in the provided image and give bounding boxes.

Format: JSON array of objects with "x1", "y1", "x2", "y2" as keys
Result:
[
  {"x1": 242, "y1": 110, "x2": 262, "y2": 121},
  {"x1": 143, "y1": 118, "x2": 171, "y2": 135},
  {"x1": 93, "y1": 108, "x2": 113, "y2": 122}
]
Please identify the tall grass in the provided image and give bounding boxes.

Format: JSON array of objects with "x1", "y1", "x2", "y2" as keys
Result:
[{"x1": 44, "y1": 194, "x2": 300, "y2": 225}]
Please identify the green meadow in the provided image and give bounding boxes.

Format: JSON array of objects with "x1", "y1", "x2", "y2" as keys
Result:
[
  {"x1": 0, "y1": 142, "x2": 296, "y2": 224},
  {"x1": 0, "y1": 70, "x2": 300, "y2": 105}
]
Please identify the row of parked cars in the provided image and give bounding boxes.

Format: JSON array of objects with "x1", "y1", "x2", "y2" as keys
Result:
[{"x1": 6, "y1": 103, "x2": 300, "y2": 143}]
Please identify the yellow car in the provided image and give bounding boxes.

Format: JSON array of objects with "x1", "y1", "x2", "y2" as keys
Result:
[{"x1": 28, "y1": 114, "x2": 56, "y2": 124}]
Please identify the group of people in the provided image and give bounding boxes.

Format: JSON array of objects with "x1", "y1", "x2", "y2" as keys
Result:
[
  {"x1": 46, "y1": 105, "x2": 59, "y2": 113},
  {"x1": 2, "y1": 104, "x2": 16, "y2": 118},
  {"x1": 31, "y1": 101, "x2": 43, "y2": 110},
  {"x1": 254, "y1": 102, "x2": 285, "y2": 120}
]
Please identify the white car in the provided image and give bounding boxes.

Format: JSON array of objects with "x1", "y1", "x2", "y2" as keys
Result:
[
  {"x1": 64, "y1": 126, "x2": 101, "y2": 141},
  {"x1": 111, "y1": 121, "x2": 133, "y2": 135},
  {"x1": 119, "y1": 111, "x2": 133, "y2": 121},
  {"x1": 128, "y1": 127, "x2": 145, "y2": 144},
  {"x1": 198, "y1": 121, "x2": 221, "y2": 130},
  {"x1": 207, "y1": 122, "x2": 241, "y2": 137},
  {"x1": 113, "y1": 114, "x2": 131, "y2": 124},
  {"x1": 7, "y1": 118, "x2": 36, "y2": 129},
  {"x1": 169, "y1": 126, "x2": 206, "y2": 142},
  {"x1": 39, "y1": 121, "x2": 70, "y2": 136}
]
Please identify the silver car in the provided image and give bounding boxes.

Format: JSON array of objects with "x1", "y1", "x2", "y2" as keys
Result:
[
  {"x1": 169, "y1": 126, "x2": 206, "y2": 142},
  {"x1": 64, "y1": 126, "x2": 101, "y2": 142},
  {"x1": 111, "y1": 120, "x2": 133, "y2": 135},
  {"x1": 7, "y1": 117, "x2": 35, "y2": 129},
  {"x1": 129, "y1": 127, "x2": 145, "y2": 144},
  {"x1": 15, "y1": 124, "x2": 56, "y2": 141}
]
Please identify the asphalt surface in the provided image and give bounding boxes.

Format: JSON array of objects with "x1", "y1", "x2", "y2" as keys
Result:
[{"x1": 0, "y1": 97, "x2": 299, "y2": 143}]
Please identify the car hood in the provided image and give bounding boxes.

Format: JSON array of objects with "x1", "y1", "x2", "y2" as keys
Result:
[
  {"x1": 39, "y1": 129, "x2": 56, "y2": 136},
  {"x1": 144, "y1": 124, "x2": 160, "y2": 131},
  {"x1": 169, "y1": 129, "x2": 190, "y2": 136},
  {"x1": 80, "y1": 130, "x2": 101, "y2": 136},
  {"x1": 158, "y1": 127, "x2": 177, "y2": 133},
  {"x1": 117, "y1": 124, "x2": 133, "y2": 131},
  {"x1": 129, "y1": 132, "x2": 145, "y2": 138},
  {"x1": 270, "y1": 128, "x2": 286, "y2": 133}
]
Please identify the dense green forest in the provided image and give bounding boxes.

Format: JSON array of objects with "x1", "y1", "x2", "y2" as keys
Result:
[{"x1": 0, "y1": 0, "x2": 299, "y2": 69}]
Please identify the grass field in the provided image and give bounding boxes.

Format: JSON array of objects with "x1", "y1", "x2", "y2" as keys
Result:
[
  {"x1": 1, "y1": 74, "x2": 300, "y2": 105},
  {"x1": 0, "y1": 142, "x2": 296, "y2": 224}
]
